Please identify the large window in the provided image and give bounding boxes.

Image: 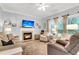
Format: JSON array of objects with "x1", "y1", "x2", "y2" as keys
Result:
[
  {"x1": 57, "y1": 17, "x2": 63, "y2": 33},
  {"x1": 49, "y1": 17, "x2": 79, "y2": 35},
  {"x1": 68, "y1": 17, "x2": 79, "y2": 24},
  {"x1": 67, "y1": 17, "x2": 79, "y2": 35},
  {"x1": 49, "y1": 17, "x2": 64, "y2": 33},
  {"x1": 49, "y1": 19, "x2": 54, "y2": 32}
]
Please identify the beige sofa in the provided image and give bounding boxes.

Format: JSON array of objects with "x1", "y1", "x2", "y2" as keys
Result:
[{"x1": 0, "y1": 32, "x2": 23, "y2": 55}]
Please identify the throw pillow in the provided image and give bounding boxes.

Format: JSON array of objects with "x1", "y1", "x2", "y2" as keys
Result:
[
  {"x1": 56, "y1": 40, "x2": 67, "y2": 46},
  {"x1": 1, "y1": 40, "x2": 14, "y2": 46}
]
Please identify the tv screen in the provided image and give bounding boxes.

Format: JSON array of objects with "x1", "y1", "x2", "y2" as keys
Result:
[{"x1": 22, "y1": 20, "x2": 34, "y2": 28}]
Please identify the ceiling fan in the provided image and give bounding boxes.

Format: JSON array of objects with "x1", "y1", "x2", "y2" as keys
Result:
[{"x1": 35, "y1": 3, "x2": 50, "y2": 11}]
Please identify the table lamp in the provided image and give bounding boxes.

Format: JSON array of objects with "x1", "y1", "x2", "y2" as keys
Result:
[{"x1": 4, "y1": 27, "x2": 12, "y2": 40}]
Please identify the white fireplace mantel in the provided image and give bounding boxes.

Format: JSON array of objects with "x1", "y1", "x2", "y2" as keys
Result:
[
  {"x1": 21, "y1": 28, "x2": 35, "y2": 40},
  {"x1": 21, "y1": 28, "x2": 34, "y2": 32}
]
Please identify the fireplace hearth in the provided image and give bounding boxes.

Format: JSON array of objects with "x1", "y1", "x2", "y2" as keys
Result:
[{"x1": 23, "y1": 32, "x2": 32, "y2": 40}]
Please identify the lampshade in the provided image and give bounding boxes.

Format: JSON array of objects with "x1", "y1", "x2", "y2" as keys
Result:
[{"x1": 4, "y1": 27, "x2": 11, "y2": 34}]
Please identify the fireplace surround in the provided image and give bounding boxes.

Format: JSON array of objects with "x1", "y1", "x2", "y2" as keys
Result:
[{"x1": 21, "y1": 28, "x2": 34, "y2": 40}]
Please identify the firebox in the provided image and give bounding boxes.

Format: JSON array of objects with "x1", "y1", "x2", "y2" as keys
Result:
[{"x1": 23, "y1": 32, "x2": 32, "y2": 40}]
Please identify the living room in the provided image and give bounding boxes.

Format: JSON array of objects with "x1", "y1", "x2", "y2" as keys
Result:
[{"x1": 0, "y1": 3, "x2": 79, "y2": 55}]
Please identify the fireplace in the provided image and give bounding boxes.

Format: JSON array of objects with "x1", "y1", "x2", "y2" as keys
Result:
[
  {"x1": 21, "y1": 28, "x2": 34, "y2": 40},
  {"x1": 23, "y1": 32, "x2": 32, "y2": 40}
]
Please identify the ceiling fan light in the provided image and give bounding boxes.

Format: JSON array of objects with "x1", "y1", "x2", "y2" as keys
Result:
[
  {"x1": 38, "y1": 7, "x2": 46, "y2": 11},
  {"x1": 36, "y1": 3, "x2": 50, "y2": 11}
]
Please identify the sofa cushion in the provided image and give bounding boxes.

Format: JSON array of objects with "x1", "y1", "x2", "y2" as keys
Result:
[
  {"x1": 66, "y1": 33, "x2": 79, "y2": 53},
  {"x1": 48, "y1": 43, "x2": 69, "y2": 54},
  {"x1": 7, "y1": 34, "x2": 13, "y2": 40},
  {"x1": 70, "y1": 43, "x2": 79, "y2": 54},
  {"x1": 0, "y1": 37, "x2": 2, "y2": 46},
  {"x1": 0, "y1": 32, "x2": 8, "y2": 40},
  {"x1": 0, "y1": 40, "x2": 2, "y2": 46}
]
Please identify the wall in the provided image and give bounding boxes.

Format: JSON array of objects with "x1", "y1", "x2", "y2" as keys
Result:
[{"x1": 0, "y1": 7, "x2": 45, "y2": 40}]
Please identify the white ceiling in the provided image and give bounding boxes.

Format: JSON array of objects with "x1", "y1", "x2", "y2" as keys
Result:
[{"x1": 0, "y1": 3, "x2": 79, "y2": 17}]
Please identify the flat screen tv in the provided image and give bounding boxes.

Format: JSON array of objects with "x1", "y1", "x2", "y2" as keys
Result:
[{"x1": 22, "y1": 20, "x2": 34, "y2": 28}]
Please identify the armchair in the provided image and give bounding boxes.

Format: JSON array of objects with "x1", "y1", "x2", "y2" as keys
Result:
[
  {"x1": 47, "y1": 33, "x2": 79, "y2": 55},
  {"x1": 40, "y1": 34, "x2": 48, "y2": 42},
  {"x1": 40, "y1": 30, "x2": 49, "y2": 42},
  {"x1": 40, "y1": 31, "x2": 53, "y2": 42}
]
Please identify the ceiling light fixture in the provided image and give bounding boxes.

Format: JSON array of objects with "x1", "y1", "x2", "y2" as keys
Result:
[{"x1": 36, "y1": 3, "x2": 49, "y2": 11}]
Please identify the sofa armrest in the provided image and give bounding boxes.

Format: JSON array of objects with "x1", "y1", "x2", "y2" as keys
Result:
[
  {"x1": 0, "y1": 44, "x2": 20, "y2": 51},
  {"x1": 0, "y1": 47, "x2": 23, "y2": 55}
]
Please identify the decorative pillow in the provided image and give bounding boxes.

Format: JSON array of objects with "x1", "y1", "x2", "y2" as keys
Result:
[
  {"x1": 0, "y1": 32, "x2": 8, "y2": 40},
  {"x1": 7, "y1": 34, "x2": 13, "y2": 40},
  {"x1": 1, "y1": 40, "x2": 14, "y2": 46},
  {"x1": 56, "y1": 40, "x2": 67, "y2": 46}
]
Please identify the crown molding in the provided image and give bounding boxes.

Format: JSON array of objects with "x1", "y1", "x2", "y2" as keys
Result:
[{"x1": 0, "y1": 4, "x2": 30, "y2": 17}]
